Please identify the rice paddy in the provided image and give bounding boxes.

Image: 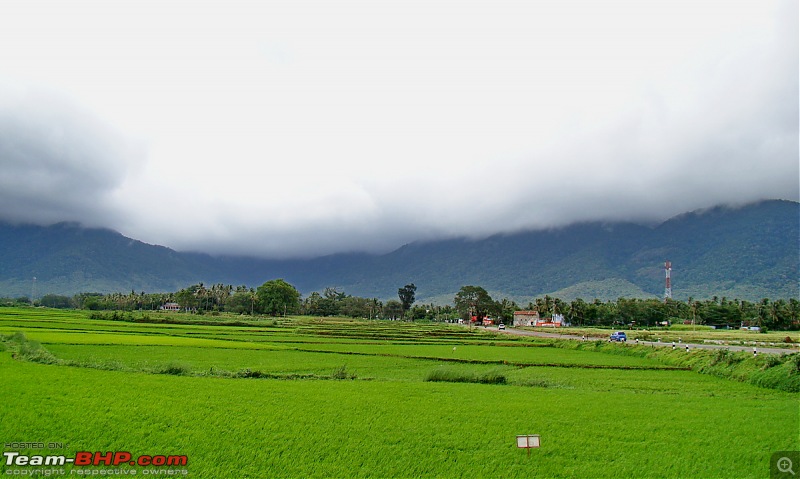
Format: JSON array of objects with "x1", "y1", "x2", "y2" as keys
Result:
[{"x1": 1, "y1": 307, "x2": 797, "y2": 478}]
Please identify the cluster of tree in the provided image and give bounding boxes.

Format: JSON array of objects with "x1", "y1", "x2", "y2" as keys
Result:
[
  {"x1": 1, "y1": 284, "x2": 259, "y2": 314},
  {"x1": 4, "y1": 281, "x2": 798, "y2": 330},
  {"x1": 300, "y1": 283, "x2": 457, "y2": 321},
  {"x1": 5, "y1": 280, "x2": 446, "y2": 321},
  {"x1": 555, "y1": 295, "x2": 800, "y2": 330},
  {"x1": 450, "y1": 286, "x2": 799, "y2": 330}
]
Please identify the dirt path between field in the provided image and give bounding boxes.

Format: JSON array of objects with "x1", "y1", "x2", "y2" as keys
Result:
[{"x1": 478, "y1": 326, "x2": 797, "y2": 355}]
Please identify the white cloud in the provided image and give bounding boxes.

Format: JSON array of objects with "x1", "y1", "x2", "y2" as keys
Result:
[{"x1": 0, "y1": 0, "x2": 796, "y2": 257}]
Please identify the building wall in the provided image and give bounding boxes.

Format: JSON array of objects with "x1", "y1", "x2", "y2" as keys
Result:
[{"x1": 513, "y1": 311, "x2": 540, "y2": 327}]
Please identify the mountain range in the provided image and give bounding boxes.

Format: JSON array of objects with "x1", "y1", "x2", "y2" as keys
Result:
[{"x1": 0, "y1": 199, "x2": 797, "y2": 303}]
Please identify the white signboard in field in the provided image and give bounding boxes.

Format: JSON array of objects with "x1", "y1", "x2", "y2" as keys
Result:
[{"x1": 516, "y1": 435, "x2": 540, "y2": 452}]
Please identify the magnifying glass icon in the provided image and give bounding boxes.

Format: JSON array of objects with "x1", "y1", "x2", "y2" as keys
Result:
[{"x1": 778, "y1": 457, "x2": 795, "y2": 475}]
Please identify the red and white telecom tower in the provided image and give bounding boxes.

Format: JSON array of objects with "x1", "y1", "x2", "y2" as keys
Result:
[{"x1": 664, "y1": 261, "x2": 672, "y2": 301}]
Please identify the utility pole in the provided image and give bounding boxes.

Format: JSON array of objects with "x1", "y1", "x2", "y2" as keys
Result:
[{"x1": 664, "y1": 261, "x2": 672, "y2": 302}]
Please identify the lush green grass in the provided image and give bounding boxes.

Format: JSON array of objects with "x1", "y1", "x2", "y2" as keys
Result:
[
  {"x1": 1, "y1": 307, "x2": 798, "y2": 478},
  {"x1": 546, "y1": 339, "x2": 800, "y2": 392},
  {"x1": 2, "y1": 353, "x2": 795, "y2": 478}
]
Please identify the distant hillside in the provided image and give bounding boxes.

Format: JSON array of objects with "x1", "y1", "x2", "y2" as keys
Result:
[
  {"x1": 0, "y1": 222, "x2": 219, "y2": 294},
  {"x1": 0, "y1": 200, "x2": 797, "y2": 303},
  {"x1": 307, "y1": 200, "x2": 798, "y2": 302}
]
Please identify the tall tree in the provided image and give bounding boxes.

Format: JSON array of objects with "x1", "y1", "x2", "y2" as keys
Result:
[
  {"x1": 256, "y1": 279, "x2": 301, "y2": 316},
  {"x1": 453, "y1": 286, "x2": 493, "y2": 322},
  {"x1": 398, "y1": 283, "x2": 417, "y2": 316}
]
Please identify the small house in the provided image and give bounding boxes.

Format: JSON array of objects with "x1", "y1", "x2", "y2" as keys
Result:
[
  {"x1": 160, "y1": 302, "x2": 180, "y2": 312},
  {"x1": 513, "y1": 311, "x2": 540, "y2": 327}
]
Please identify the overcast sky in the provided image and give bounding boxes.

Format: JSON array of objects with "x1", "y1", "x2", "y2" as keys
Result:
[{"x1": 0, "y1": 0, "x2": 797, "y2": 258}]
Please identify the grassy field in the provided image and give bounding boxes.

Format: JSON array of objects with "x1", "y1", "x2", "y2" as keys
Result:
[{"x1": 1, "y1": 307, "x2": 798, "y2": 478}]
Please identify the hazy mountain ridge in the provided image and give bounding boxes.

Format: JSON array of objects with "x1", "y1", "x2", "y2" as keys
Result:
[{"x1": 0, "y1": 200, "x2": 797, "y2": 302}]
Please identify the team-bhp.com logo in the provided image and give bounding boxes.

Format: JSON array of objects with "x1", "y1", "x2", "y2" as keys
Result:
[{"x1": 4, "y1": 451, "x2": 188, "y2": 467}]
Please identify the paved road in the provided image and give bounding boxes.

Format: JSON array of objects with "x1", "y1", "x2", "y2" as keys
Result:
[{"x1": 481, "y1": 326, "x2": 798, "y2": 355}]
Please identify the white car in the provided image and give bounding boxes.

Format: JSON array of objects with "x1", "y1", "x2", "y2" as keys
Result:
[{"x1": 498, "y1": 323, "x2": 506, "y2": 330}]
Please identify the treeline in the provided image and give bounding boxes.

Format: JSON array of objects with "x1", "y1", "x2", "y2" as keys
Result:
[
  {"x1": 555, "y1": 295, "x2": 800, "y2": 330},
  {"x1": 0, "y1": 281, "x2": 458, "y2": 322},
  {"x1": 2, "y1": 281, "x2": 798, "y2": 330}
]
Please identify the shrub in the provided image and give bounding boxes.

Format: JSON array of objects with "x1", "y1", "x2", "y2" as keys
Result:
[
  {"x1": 331, "y1": 365, "x2": 356, "y2": 380},
  {"x1": 709, "y1": 349, "x2": 744, "y2": 367},
  {"x1": 156, "y1": 361, "x2": 192, "y2": 376},
  {"x1": 760, "y1": 355, "x2": 782, "y2": 370}
]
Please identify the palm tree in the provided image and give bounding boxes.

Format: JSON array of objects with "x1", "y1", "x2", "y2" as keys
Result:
[
  {"x1": 195, "y1": 283, "x2": 208, "y2": 311},
  {"x1": 569, "y1": 298, "x2": 586, "y2": 326},
  {"x1": 756, "y1": 298, "x2": 770, "y2": 328}
]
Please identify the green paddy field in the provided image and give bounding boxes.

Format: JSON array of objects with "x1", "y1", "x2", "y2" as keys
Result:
[{"x1": 0, "y1": 308, "x2": 797, "y2": 478}]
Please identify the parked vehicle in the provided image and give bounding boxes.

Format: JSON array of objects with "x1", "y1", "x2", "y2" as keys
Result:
[
  {"x1": 610, "y1": 331, "x2": 627, "y2": 342},
  {"x1": 498, "y1": 323, "x2": 506, "y2": 330}
]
